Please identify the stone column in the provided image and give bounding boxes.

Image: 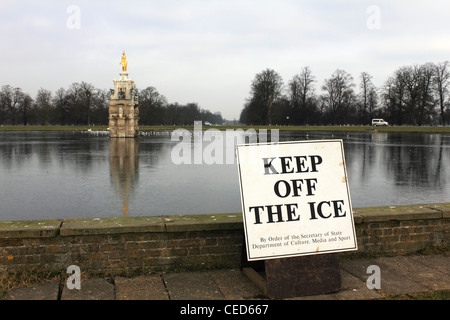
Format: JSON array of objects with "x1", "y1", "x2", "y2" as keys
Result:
[{"x1": 109, "y1": 72, "x2": 139, "y2": 138}]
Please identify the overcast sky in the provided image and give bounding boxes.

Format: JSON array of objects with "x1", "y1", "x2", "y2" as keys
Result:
[{"x1": 1, "y1": 1, "x2": 450, "y2": 120}]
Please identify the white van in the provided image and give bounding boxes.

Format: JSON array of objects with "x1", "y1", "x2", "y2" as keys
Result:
[{"x1": 372, "y1": 119, "x2": 388, "y2": 126}]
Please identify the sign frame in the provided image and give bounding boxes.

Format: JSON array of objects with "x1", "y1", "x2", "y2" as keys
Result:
[{"x1": 236, "y1": 140, "x2": 358, "y2": 261}]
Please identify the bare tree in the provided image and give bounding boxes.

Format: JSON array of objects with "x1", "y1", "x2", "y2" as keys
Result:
[
  {"x1": 79, "y1": 81, "x2": 96, "y2": 126},
  {"x1": 401, "y1": 64, "x2": 436, "y2": 125},
  {"x1": 66, "y1": 83, "x2": 81, "y2": 124},
  {"x1": 53, "y1": 88, "x2": 68, "y2": 125},
  {"x1": 383, "y1": 64, "x2": 437, "y2": 125},
  {"x1": 358, "y1": 72, "x2": 378, "y2": 123},
  {"x1": 417, "y1": 63, "x2": 436, "y2": 126},
  {"x1": 35, "y1": 88, "x2": 53, "y2": 125},
  {"x1": 250, "y1": 69, "x2": 284, "y2": 125},
  {"x1": 138, "y1": 86, "x2": 168, "y2": 125},
  {"x1": 289, "y1": 67, "x2": 317, "y2": 124},
  {"x1": 18, "y1": 92, "x2": 33, "y2": 125},
  {"x1": 383, "y1": 69, "x2": 406, "y2": 125},
  {"x1": 321, "y1": 69, "x2": 355, "y2": 124},
  {"x1": 0, "y1": 85, "x2": 13, "y2": 124},
  {"x1": 66, "y1": 81, "x2": 97, "y2": 125},
  {"x1": 433, "y1": 61, "x2": 450, "y2": 125},
  {"x1": 91, "y1": 89, "x2": 109, "y2": 125},
  {"x1": 0, "y1": 86, "x2": 27, "y2": 125}
]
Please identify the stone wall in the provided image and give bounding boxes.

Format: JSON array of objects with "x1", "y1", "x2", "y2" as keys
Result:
[{"x1": 0, "y1": 204, "x2": 448, "y2": 276}]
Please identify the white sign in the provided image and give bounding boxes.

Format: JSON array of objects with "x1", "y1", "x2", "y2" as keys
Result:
[{"x1": 236, "y1": 140, "x2": 357, "y2": 261}]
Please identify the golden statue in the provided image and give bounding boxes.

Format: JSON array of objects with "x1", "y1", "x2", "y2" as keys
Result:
[{"x1": 120, "y1": 51, "x2": 127, "y2": 72}]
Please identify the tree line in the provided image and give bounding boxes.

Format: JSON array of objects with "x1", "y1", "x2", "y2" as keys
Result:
[
  {"x1": 240, "y1": 61, "x2": 450, "y2": 126},
  {"x1": 0, "y1": 83, "x2": 223, "y2": 126}
]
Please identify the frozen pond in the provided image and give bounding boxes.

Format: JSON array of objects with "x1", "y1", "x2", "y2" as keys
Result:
[{"x1": 0, "y1": 130, "x2": 449, "y2": 221}]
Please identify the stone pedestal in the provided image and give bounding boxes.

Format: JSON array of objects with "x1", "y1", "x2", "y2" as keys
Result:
[
  {"x1": 109, "y1": 72, "x2": 139, "y2": 138},
  {"x1": 241, "y1": 237, "x2": 341, "y2": 299}
]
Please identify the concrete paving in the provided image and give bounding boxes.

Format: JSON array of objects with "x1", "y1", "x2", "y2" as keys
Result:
[{"x1": 4, "y1": 254, "x2": 449, "y2": 300}]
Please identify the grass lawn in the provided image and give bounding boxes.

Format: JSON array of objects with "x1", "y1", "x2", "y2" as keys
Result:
[
  {"x1": 1, "y1": 124, "x2": 450, "y2": 133},
  {"x1": 0, "y1": 125, "x2": 102, "y2": 131}
]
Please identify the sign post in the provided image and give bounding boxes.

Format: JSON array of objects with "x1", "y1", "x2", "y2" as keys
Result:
[{"x1": 236, "y1": 140, "x2": 357, "y2": 298}]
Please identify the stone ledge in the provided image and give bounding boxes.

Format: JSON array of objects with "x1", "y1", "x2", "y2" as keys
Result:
[
  {"x1": 60, "y1": 216, "x2": 165, "y2": 236},
  {"x1": 0, "y1": 219, "x2": 62, "y2": 239},
  {"x1": 352, "y1": 204, "x2": 444, "y2": 223},
  {"x1": 59, "y1": 214, "x2": 243, "y2": 236},
  {"x1": 0, "y1": 203, "x2": 448, "y2": 239},
  {"x1": 425, "y1": 203, "x2": 450, "y2": 218},
  {"x1": 163, "y1": 214, "x2": 243, "y2": 232}
]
